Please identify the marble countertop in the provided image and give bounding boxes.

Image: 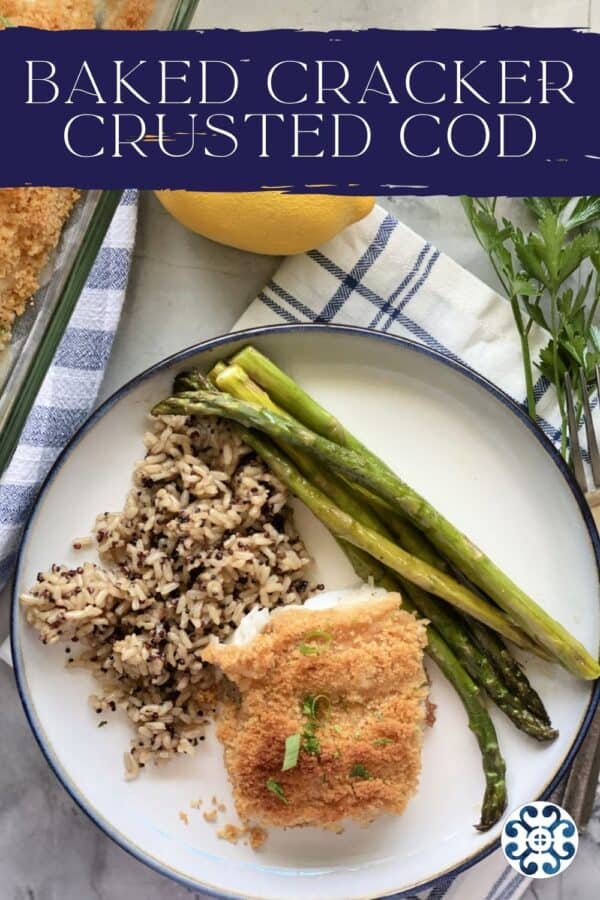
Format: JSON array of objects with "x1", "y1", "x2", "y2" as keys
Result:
[{"x1": 2, "y1": 2, "x2": 600, "y2": 899}]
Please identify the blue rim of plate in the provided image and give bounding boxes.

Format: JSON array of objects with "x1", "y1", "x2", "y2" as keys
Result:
[{"x1": 11, "y1": 323, "x2": 600, "y2": 900}]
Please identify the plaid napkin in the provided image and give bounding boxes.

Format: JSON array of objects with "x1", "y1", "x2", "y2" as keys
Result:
[
  {"x1": 237, "y1": 206, "x2": 562, "y2": 445},
  {"x1": 234, "y1": 203, "x2": 541, "y2": 900},
  {"x1": 0, "y1": 190, "x2": 139, "y2": 588}
]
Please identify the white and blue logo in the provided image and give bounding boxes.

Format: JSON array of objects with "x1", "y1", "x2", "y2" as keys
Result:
[{"x1": 501, "y1": 802, "x2": 578, "y2": 879}]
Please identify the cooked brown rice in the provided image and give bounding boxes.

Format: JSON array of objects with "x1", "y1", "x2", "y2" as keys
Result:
[{"x1": 20, "y1": 414, "x2": 313, "y2": 776}]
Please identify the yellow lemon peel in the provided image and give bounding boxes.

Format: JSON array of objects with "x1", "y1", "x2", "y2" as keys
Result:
[{"x1": 154, "y1": 190, "x2": 375, "y2": 255}]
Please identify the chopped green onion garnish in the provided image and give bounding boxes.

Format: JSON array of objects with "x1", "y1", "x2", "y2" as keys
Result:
[
  {"x1": 298, "y1": 643, "x2": 321, "y2": 655},
  {"x1": 303, "y1": 731, "x2": 321, "y2": 755},
  {"x1": 302, "y1": 693, "x2": 331, "y2": 721},
  {"x1": 313, "y1": 693, "x2": 331, "y2": 717},
  {"x1": 282, "y1": 733, "x2": 301, "y2": 771},
  {"x1": 266, "y1": 778, "x2": 288, "y2": 803},
  {"x1": 373, "y1": 737, "x2": 395, "y2": 746},
  {"x1": 349, "y1": 763, "x2": 371, "y2": 779},
  {"x1": 98, "y1": 720, "x2": 108, "y2": 728},
  {"x1": 0, "y1": 15, "x2": 14, "y2": 27},
  {"x1": 298, "y1": 630, "x2": 332, "y2": 655},
  {"x1": 304, "y1": 629, "x2": 332, "y2": 642}
]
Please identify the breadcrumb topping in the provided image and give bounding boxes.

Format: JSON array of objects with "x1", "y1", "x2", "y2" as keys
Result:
[
  {"x1": 104, "y1": 0, "x2": 155, "y2": 30},
  {"x1": 0, "y1": 188, "x2": 80, "y2": 346},
  {"x1": 0, "y1": 1, "x2": 154, "y2": 348},
  {"x1": 0, "y1": 1, "x2": 96, "y2": 30}
]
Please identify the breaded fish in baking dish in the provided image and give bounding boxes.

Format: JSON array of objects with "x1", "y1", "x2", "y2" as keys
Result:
[{"x1": 202, "y1": 592, "x2": 429, "y2": 830}]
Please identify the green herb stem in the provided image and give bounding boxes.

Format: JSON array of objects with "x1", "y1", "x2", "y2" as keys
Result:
[
  {"x1": 510, "y1": 295, "x2": 537, "y2": 420},
  {"x1": 463, "y1": 195, "x2": 600, "y2": 458}
]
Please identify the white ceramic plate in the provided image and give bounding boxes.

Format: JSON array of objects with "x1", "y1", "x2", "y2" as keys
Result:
[{"x1": 12, "y1": 325, "x2": 600, "y2": 900}]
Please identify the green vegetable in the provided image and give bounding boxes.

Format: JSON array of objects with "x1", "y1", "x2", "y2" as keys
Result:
[
  {"x1": 302, "y1": 629, "x2": 332, "y2": 643},
  {"x1": 302, "y1": 731, "x2": 321, "y2": 756},
  {"x1": 300, "y1": 693, "x2": 329, "y2": 755},
  {"x1": 215, "y1": 363, "x2": 387, "y2": 533},
  {"x1": 230, "y1": 420, "x2": 506, "y2": 826},
  {"x1": 466, "y1": 618, "x2": 552, "y2": 725},
  {"x1": 298, "y1": 629, "x2": 332, "y2": 655},
  {"x1": 352, "y1": 484, "x2": 445, "y2": 569},
  {"x1": 302, "y1": 694, "x2": 331, "y2": 720},
  {"x1": 373, "y1": 738, "x2": 395, "y2": 746},
  {"x1": 342, "y1": 542, "x2": 507, "y2": 831},
  {"x1": 349, "y1": 763, "x2": 371, "y2": 779},
  {"x1": 97, "y1": 720, "x2": 108, "y2": 728},
  {"x1": 231, "y1": 346, "x2": 359, "y2": 450},
  {"x1": 412, "y1": 582, "x2": 556, "y2": 741},
  {"x1": 298, "y1": 643, "x2": 320, "y2": 656},
  {"x1": 282, "y1": 733, "x2": 301, "y2": 771},
  {"x1": 159, "y1": 367, "x2": 527, "y2": 828},
  {"x1": 209, "y1": 362, "x2": 553, "y2": 735},
  {"x1": 220, "y1": 349, "x2": 597, "y2": 676},
  {"x1": 266, "y1": 778, "x2": 288, "y2": 803},
  {"x1": 462, "y1": 197, "x2": 600, "y2": 453},
  {"x1": 173, "y1": 364, "x2": 509, "y2": 830},
  {"x1": 281, "y1": 696, "x2": 330, "y2": 772},
  {"x1": 0, "y1": 15, "x2": 14, "y2": 27},
  {"x1": 154, "y1": 391, "x2": 569, "y2": 666}
]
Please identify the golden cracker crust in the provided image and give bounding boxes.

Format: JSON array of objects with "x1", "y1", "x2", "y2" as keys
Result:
[{"x1": 204, "y1": 594, "x2": 429, "y2": 829}]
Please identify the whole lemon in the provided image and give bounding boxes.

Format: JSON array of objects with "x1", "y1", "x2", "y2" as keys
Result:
[{"x1": 154, "y1": 190, "x2": 375, "y2": 255}]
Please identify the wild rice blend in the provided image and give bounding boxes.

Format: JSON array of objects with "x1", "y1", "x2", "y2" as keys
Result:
[{"x1": 21, "y1": 415, "x2": 312, "y2": 777}]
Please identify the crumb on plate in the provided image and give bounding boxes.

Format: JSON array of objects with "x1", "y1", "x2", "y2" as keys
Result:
[{"x1": 217, "y1": 823, "x2": 267, "y2": 850}]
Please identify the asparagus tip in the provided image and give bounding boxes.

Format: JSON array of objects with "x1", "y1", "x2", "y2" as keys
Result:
[
  {"x1": 151, "y1": 400, "x2": 174, "y2": 416},
  {"x1": 476, "y1": 787, "x2": 508, "y2": 831}
]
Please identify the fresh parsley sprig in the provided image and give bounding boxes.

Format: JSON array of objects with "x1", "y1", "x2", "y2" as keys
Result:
[{"x1": 462, "y1": 196, "x2": 600, "y2": 458}]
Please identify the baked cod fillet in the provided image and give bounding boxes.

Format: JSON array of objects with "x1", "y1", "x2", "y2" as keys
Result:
[{"x1": 203, "y1": 593, "x2": 429, "y2": 830}]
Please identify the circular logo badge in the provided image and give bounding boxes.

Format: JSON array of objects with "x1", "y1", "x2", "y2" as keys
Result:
[{"x1": 501, "y1": 802, "x2": 578, "y2": 879}]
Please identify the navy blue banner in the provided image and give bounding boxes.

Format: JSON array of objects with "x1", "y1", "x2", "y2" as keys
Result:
[{"x1": 1, "y1": 27, "x2": 599, "y2": 194}]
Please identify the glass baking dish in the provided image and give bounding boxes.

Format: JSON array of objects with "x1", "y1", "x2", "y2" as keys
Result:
[{"x1": 0, "y1": 0, "x2": 200, "y2": 475}]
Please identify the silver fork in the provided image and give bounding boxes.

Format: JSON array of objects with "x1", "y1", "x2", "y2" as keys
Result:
[{"x1": 562, "y1": 370, "x2": 600, "y2": 829}]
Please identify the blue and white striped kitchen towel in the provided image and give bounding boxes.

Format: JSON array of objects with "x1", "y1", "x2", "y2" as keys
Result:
[
  {"x1": 0, "y1": 190, "x2": 139, "y2": 588},
  {"x1": 234, "y1": 203, "x2": 554, "y2": 900},
  {"x1": 237, "y1": 204, "x2": 560, "y2": 449}
]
